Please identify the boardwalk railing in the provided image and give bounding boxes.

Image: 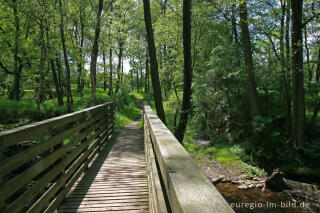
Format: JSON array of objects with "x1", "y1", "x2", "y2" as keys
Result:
[
  {"x1": 0, "y1": 101, "x2": 115, "y2": 213},
  {"x1": 143, "y1": 103, "x2": 234, "y2": 213}
]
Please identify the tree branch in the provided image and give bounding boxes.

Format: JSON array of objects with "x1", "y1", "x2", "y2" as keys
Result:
[
  {"x1": 0, "y1": 60, "x2": 13, "y2": 75},
  {"x1": 262, "y1": 32, "x2": 281, "y2": 62},
  {"x1": 302, "y1": 12, "x2": 320, "y2": 28}
]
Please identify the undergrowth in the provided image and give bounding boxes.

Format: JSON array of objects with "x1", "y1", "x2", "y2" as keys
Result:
[{"x1": 183, "y1": 141, "x2": 266, "y2": 177}]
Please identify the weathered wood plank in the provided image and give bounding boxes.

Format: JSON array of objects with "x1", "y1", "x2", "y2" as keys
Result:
[
  {"x1": 43, "y1": 127, "x2": 113, "y2": 213},
  {"x1": 61, "y1": 199, "x2": 149, "y2": 205},
  {"x1": 144, "y1": 103, "x2": 234, "y2": 213},
  {"x1": 57, "y1": 121, "x2": 149, "y2": 213},
  {"x1": 58, "y1": 202, "x2": 149, "y2": 209},
  {"x1": 28, "y1": 123, "x2": 112, "y2": 213}
]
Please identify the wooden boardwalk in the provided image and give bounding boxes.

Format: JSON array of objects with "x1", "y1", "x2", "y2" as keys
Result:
[{"x1": 58, "y1": 121, "x2": 149, "y2": 213}]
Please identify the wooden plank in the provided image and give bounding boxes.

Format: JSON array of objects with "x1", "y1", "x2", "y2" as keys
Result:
[
  {"x1": 144, "y1": 103, "x2": 234, "y2": 213},
  {"x1": 0, "y1": 102, "x2": 114, "y2": 150},
  {"x1": 28, "y1": 126, "x2": 110, "y2": 213},
  {"x1": 65, "y1": 195, "x2": 149, "y2": 202},
  {"x1": 57, "y1": 120, "x2": 149, "y2": 213},
  {"x1": 43, "y1": 128, "x2": 111, "y2": 213},
  {"x1": 59, "y1": 202, "x2": 149, "y2": 209},
  {"x1": 58, "y1": 206, "x2": 149, "y2": 212},
  {"x1": 61, "y1": 199, "x2": 149, "y2": 205}
]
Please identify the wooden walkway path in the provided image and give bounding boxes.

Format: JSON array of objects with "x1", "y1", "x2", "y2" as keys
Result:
[{"x1": 57, "y1": 121, "x2": 149, "y2": 213}]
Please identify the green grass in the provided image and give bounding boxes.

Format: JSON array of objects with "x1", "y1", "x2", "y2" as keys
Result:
[
  {"x1": 183, "y1": 141, "x2": 266, "y2": 177},
  {"x1": 114, "y1": 93, "x2": 141, "y2": 130},
  {"x1": 138, "y1": 120, "x2": 143, "y2": 129},
  {"x1": 0, "y1": 88, "x2": 114, "y2": 128}
]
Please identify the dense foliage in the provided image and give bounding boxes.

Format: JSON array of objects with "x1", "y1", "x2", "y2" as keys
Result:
[{"x1": 1, "y1": 0, "x2": 320, "y2": 176}]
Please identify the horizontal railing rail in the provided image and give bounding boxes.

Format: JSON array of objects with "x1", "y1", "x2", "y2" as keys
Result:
[
  {"x1": 0, "y1": 101, "x2": 116, "y2": 213},
  {"x1": 143, "y1": 102, "x2": 234, "y2": 213}
]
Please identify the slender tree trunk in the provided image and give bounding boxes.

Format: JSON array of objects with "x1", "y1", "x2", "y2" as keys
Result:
[
  {"x1": 239, "y1": 1, "x2": 260, "y2": 120},
  {"x1": 55, "y1": 53, "x2": 64, "y2": 97},
  {"x1": 307, "y1": 46, "x2": 320, "y2": 133},
  {"x1": 90, "y1": 0, "x2": 104, "y2": 105},
  {"x1": 304, "y1": 27, "x2": 311, "y2": 81},
  {"x1": 143, "y1": 0, "x2": 166, "y2": 124},
  {"x1": 77, "y1": 1, "x2": 85, "y2": 97},
  {"x1": 59, "y1": 0, "x2": 72, "y2": 112},
  {"x1": 115, "y1": 42, "x2": 122, "y2": 94},
  {"x1": 174, "y1": 0, "x2": 192, "y2": 143},
  {"x1": 46, "y1": 22, "x2": 63, "y2": 106},
  {"x1": 103, "y1": 50, "x2": 107, "y2": 91},
  {"x1": 285, "y1": 0, "x2": 290, "y2": 71},
  {"x1": 12, "y1": 0, "x2": 21, "y2": 101},
  {"x1": 121, "y1": 56, "x2": 124, "y2": 83},
  {"x1": 51, "y1": 59, "x2": 63, "y2": 106},
  {"x1": 136, "y1": 68, "x2": 139, "y2": 92},
  {"x1": 316, "y1": 46, "x2": 320, "y2": 83},
  {"x1": 145, "y1": 56, "x2": 149, "y2": 92},
  {"x1": 231, "y1": 4, "x2": 241, "y2": 67},
  {"x1": 37, "y1": 22, "x2": 46, "y2": 118},
  {"x1": 108, "y1": 49, "x2": 113, "y2": 95},
  {"x1": 285, "y1": 0, "x2": 292, "y2": 129},
  {"x1": 280, "y1": 0, "x2": 291, "y2": 131},
  {"x1": 291, "y1": 0, "x2": 305, "y2": 146}
]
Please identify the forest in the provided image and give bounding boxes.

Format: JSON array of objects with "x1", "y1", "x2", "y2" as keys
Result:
[{"x1": 0, "y1": 0, "x2": 320, "y2": 209}]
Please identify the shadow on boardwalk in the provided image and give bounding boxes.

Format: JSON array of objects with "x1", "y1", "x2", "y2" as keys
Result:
[{"x1": 57, "y1": 121, "x2": 149, "y2": 213}]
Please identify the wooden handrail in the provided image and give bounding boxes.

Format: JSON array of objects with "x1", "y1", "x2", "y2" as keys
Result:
[
  {"x1": 0, "y1": 101, "x2": 116, "y2": 213},
  {"x1": 143, "y1": 103, "x2": 234, "y2": 213}
]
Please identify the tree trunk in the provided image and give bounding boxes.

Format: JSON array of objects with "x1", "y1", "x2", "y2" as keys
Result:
[
  {"x1": 285, "y1": 0, "x2": 290, "y2": 69},
  {"x1": 12, "y1": 0, "x2": 21, "y2": 101},
  {"x1": 121, "y1": 56, "x2": 124, "y2": 83},
  {"x1": 239, "y1": 1, "x2": 260, "y2": 120},
  {"x1": 90, "y1": 0, "x2": 104, "y2": 105},
  {"x1": 51, "y1": 59, "x2": 63, "y2": 106},
  {"x1": 115, "y1": 42, "x2": 122, "y2": 94},
  {"x1": 46, "y1": 21, "x2": 63, "y2": 106},
  {"x1": 77, "y1": 1, "x2": 85, "y2": 97},
  {"x1": 145, "y1": 56, "x2": 149, "y2": 93},
  {"x1": 316, "y1": 46, "x2": 320, "y2": 83},
  {"x1": 308, "y1": 46, "x2": 320, "y2": 132},
  {"x1": 59, "y1": 0, "x2": 72, "y2": 112},
  {"x1": 291, "y1": 0, "x2": 305, "y2": 146},
  {"x1": 304, "y1": 27, "x2": 311, "y2": 81},
  {"x1": 280, "y1": 0, "x2": 291, "y2": 131},
  {"x1": 103, "y1": 50, "x2": 107, "y2": 91},
  {"x1": 37, "y1": 23, "x2": 46, "y2": 118},
  {"x1": 136, "y1": 67, "x2": 139, "y2": 92},
  {"x1": 143, "y1": 0, "x2": 166, "y2": 125},
  {"x1": 108, "y1": 48, "x2": 113, "y2": 95},
  {"x1": 55, "y1": 53, "x2": 64, "y2": 97},
  {"x1": 174, "y1": 0, "x2": 192, "y2": 143},
  {"x1": 231, "y1": 4, "x2": 241, "y2": 67}
]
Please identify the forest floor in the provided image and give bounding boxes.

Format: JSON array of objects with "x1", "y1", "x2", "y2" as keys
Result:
[{"x1": 191, "y1": 140, "x2": 320, "y2": 213}]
